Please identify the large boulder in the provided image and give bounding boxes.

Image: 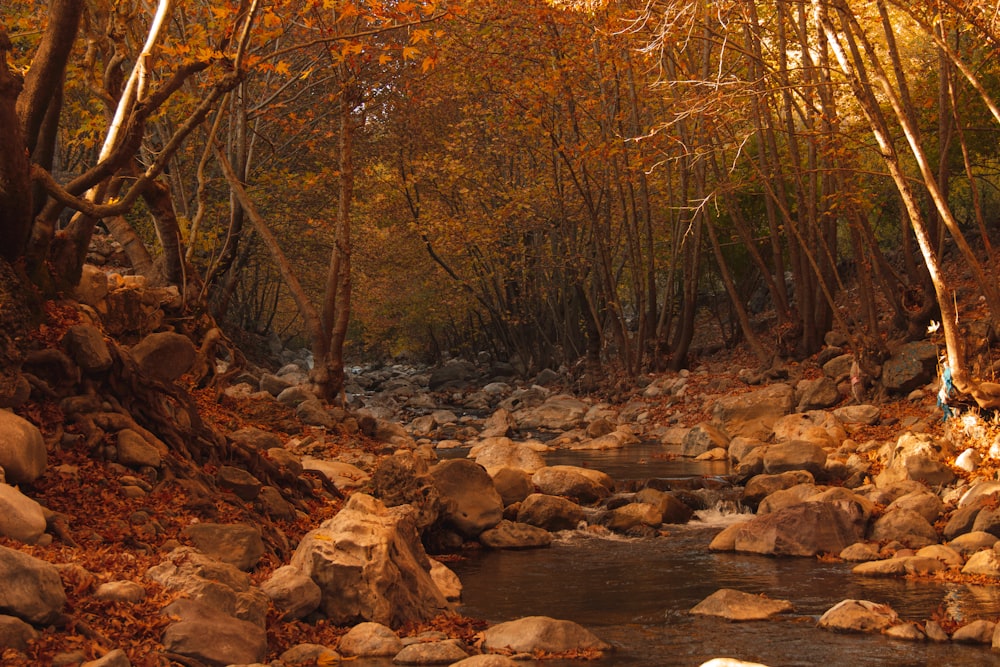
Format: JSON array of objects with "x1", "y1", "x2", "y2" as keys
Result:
[
  {"x1": 762, "y1": 441, "x2": 829, "y2": 478},
  {"x1": 732, "y1": 502, "x2": 865, "y2": 557},
  {"x1": 516, "y1": 493, "x2": 585, "y2": 532},
  {"x1": 161, "y1": 598, "x2": 267, "y2": 667},
  {"x1": 0, "y1": 545, "x2": 67, "y2": 625},
  {"x1": 531, "y1": 465, "x2": 614, "y2": 504},
  {"x1": 681, "y1": 422, "x2": 731, "y2": 458},
  {"x1": 289, "y1": 494, "x2": 449, "y2": 628},
  {"x1": 874, "y1": 432, "x2": 955, "y2": 487},
  {"x1": 711, "y1": 384, "x2": 794, "y2": 440},
  {"x1": 817, "y1": 599, "x2": 899, "y2": 633},
  {"x1": 431, "y1": 459, "x2": 504, "y2": 538},
  {"x1": 0, "y1": 410, "x2": 46, "y2": 484},
  {"x1": 471, "y1": 437, "x2": 546, "y2": 474},
  {"x1": 881, "y1": 341, "x2": 938, "y2": 394},
  {"x1": 181, "y1": 523, "x2": 265, "y2": 571},
  {"x1": 515, "y1": 395, "x2": 589, "y2": 431},
  {"x1": 480, "y1": 616, "x2": 611, "y2": 655}
]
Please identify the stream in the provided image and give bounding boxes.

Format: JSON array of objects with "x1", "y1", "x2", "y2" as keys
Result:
[{"x1": 443, "y1": 445, "x2": 1000, "y2": 666}]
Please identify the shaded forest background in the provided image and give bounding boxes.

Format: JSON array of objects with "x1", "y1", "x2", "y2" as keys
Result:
[{"x1": 3, "y1": 0, "x2": 1000, "y2": 400}]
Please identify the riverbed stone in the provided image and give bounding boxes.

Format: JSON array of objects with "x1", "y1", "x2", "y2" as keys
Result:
[
  {"x1": 130, "y1": 331, "x2": 196, "y2": 382},
  {"x1": 771, "y1": 411, "x2": 847, "y2": 448},
  {"x1": 744, "y1": 471, "x2": 815, "y2": 507},
  {"x1": 711, "y1": 383, "x2": 794, "y2": 440},
  {"x1": 762, "y1": 441, "x2": 829, "y2": 478},
  {"x1": 337, "y1": 621, "x2": 403, "y2": 657},
  {"x1": 757, "y1": 483, "x2": 823, "y2": 515},
  {"x1": 874, "y1": 432, "x2": 955, "y2": 487},
  {"x1": 450, "y1": 655, "x2": 519, "y2": 667},
  {"x1": 597, "y1": 502, "x2": 663, "y2": 533},
  {"x1": 393, "y1": 638, "x2": 468, "y2": 664},
  {"x1": 962, "y1": 549, "x2": 1000, "y2": 578},
  {"x1": 817, "y1": 599, "x2": 899, "y2": 633},
  {"x1": 531, "y1": 465, "x2": 613, "y2": 504},
  {"x1": 516, "y1": 494, "x2": 585, "y2": 532},
  {"x1": 634, "y1": 487, "x2": 694, "y2": 524},
  {"x1": 948, "y1": 531, "x2": 998, "y2": 556},
  {"x1": 515, "y1": 395, "x2": 589, "y2": 430},
  {"x1": 952, "y1": 619, "x2": 996, "y2": 644},
  {"x1": 490, "y1": 467, "x2": 534, "y2": 507},
  {"x1": 471, "y1": 437, "x2": 546, "y2": 474},
  {"x1": 681, "y1": 422, "x2": 731, "y2": 457},
  {"x1": 479, "y1": 520, "x2": 552, "y2": 549},
  {"x1": 868, "y1": 509, "x2": 939, "y2": 549},
  {"x1": 431, "y1": 458, "x2": 503, "y2": 538},
  {"x1": 480, "y1": 616, "x2": 611, "y2": 655},
  {"x1": 733, "y1": 502, "x2": 864, "y2": 557},
  {"x1": 795, "y1": 377, "x2": 841, "y2": 412},
  {"x1": 261, "y1": 565, "x2": 322, "y2": 620},
  {"x1": 885, "y1": 490, "x2": 945, "y2": 524},
  {"x1": 690, "y1": 588, "x2": 794, "y2": 621}
]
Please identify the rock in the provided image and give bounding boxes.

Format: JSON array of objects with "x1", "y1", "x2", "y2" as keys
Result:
[
  {"x1": 711, "y1": 383, "x2": 794, "y2": 440},
  {"x1": 531, "y1": 465, "x2": 613, "y2": 504},
  {"x1": 290, "y1": 494, "x2": 449, "y2": 627},
  {"x1": 885, "y1": 490, "x2": 944, "y2": 524},
  {"x1": 869, "y1": 509, "x2": 939, "y2": 549},
  {"x1": 795, "y1": 376, "x2": 840, "y2": 411},
  {"x1": 276, "y1": 385, "x2": 316, "y2": 407},
  {"x1": 479, "y1": 520, "x2": 552, "y2": 549},
  {"x1": 73, "y1": 264, "x2": 109, "y2": 307},
  {"x1": 689, "y1": 588, "x2": 794, "y2": 621},
  {"x1": 0, "y1": 410, "x2": 47, "y2": 484},
  {"x1": 338, "y1": 621, "x2": 404, "y2": 657},
  {"x1": 634, "y1": 487, "x2": 694, "y2": 524},
  {"x1": 881, "y1": 341, "x2": 938, "y2": 394},
  {"x1": 450, "y1": 655, "x2": 519, "y2": 667},
  {"x1": 431, "y1": 459, "x2": 503, "y2": 539},
  {"x1": 480, "y1": 616, "x2": 611, "y2": 655},
  {"x1": 0, "y1": 545, "x2": 67, "y2": 625},
  {"x1": 840, "y1": 542, "x2": 881, "y2": 562},
  {"x1": 490, "y1": 467, "x2": 534, "y2": 507},
  {"x1": 516, "y1": 493, "x2": 585, "y2": 532},
  {"x1": 515, "y1": 394, "x2": 589, "y2": 430},
  {"x1": 883, "y1": 622, "x2": 925, "y2": 641},
  {"x1": 962, "y1": 549, "x2": 1000, "y2": 577},
  {"x1": 181, "y1": 523, "x2": 265, "y2": 571},
  {"x1": 0, "y1": 614, "x2": 38, "y2": 652},
  {"x1": 598, "y1": 502, "x2": 663, "y2": 533},
  {"x1": 480, "y1": 409, "x2": 517, "y2": 438},
  {"x1": 733, "y1": 502, "x2": 864, "y2": 557},
  {"x1": 116, "y1": 429, "x2": 162, "y2": 469},
  {"x1": 392, "y1": 638, "x2": 468, "y2": 664},
  {"x1": 947, "y1": 531, "x2": 998, "y2": 556},
  {"x1": 699, "y1": 660, "x2": 772, "y2": 667},
  {"x1": 296, "y1": 399, "x2": 335, "y2": 427},
  {"x1": 757, "y1": 483, "x2": 822, "y2": 515},
  {"x1": 260, "y1": 373, "x2": 293, "y2": 397},
  {"x1": 261, "y1": 565, "x2": 322, "y2": 620},
  {"x1": 822, "y1": 353, "x2": 854, "y2": 382},
  {"x1": 832, "y1": 404, "x2": 881, "y2": 426},
  {"x1": 743, "y1": 471, "x2": 815, "y2": 507},
  {"x1": 953, "y1": 619, "x2": 996, "y2": 643},
  {"x1": 161, "y1": 598, "x2": 267, "y2": 666},
  {"x1": 62, "y1": 324, "x2": 112, "y2": 374},
  {"x1": 874, "y1": 432, "x2": 955, "y2": 487},
  {"x1": 230, "y1": 427, "x2": 283, "y2": 451},
  {"x1": 429, "y1": 361, "x2": 479, "y2": 391},
  {"x1": 429, "y1": 559, "x2": 462, "y2": 601},
  {"x1": 762, "y1": 441, "x2": 829, "y2": 478},
  {"x1": 216, "y1": 465, "x2": 263, "y2": 501},
  {"x1": 771, "y1": 411, "x2": 847, "y2": 447},
  {"x1": 816, "y1": 599, "x2": 899, "y2": 633},
  {"x1": 93, "y1": 581, "x2": 146, "y2": 603},
  {"x1": 708, "y1": 520, "x2": 750, "y2": 551},
  {"x1": 301, "y1": 457, "x2": 370, "y2": 490},
  {"x1": 471, "y1": 437, "x2": 546, "y2": 474},
  {"x1": 681, "y1": 422, "x2": 731, "y2": 458},
  {"x1": 0, "y1": 483, "x2": 46, "y2": 544},
  {"x1": 130, "y1": 331, "x2": 196, "y2": 382},
  {"x1": 280, "y1": 643, "x2": 341, "y2": 665}
]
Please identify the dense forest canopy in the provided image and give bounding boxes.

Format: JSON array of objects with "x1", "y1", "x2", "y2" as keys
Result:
[{"x1": 2, "y1": 0, "x2": 1000, "y2": 402}]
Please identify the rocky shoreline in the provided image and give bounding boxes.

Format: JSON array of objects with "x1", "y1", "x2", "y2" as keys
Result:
[{"x1": 2, "y1": 271, "x2": 1000, "y2": 666}]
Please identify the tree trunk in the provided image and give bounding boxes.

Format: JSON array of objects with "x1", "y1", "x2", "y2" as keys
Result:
[{"x1": 0, "y1": 31, "x2": 33, "y2": 263}]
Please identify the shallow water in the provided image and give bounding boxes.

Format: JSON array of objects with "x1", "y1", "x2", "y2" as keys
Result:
[{"x1": 446, "y1": 448, "x2": 1000, "y2": 666}]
